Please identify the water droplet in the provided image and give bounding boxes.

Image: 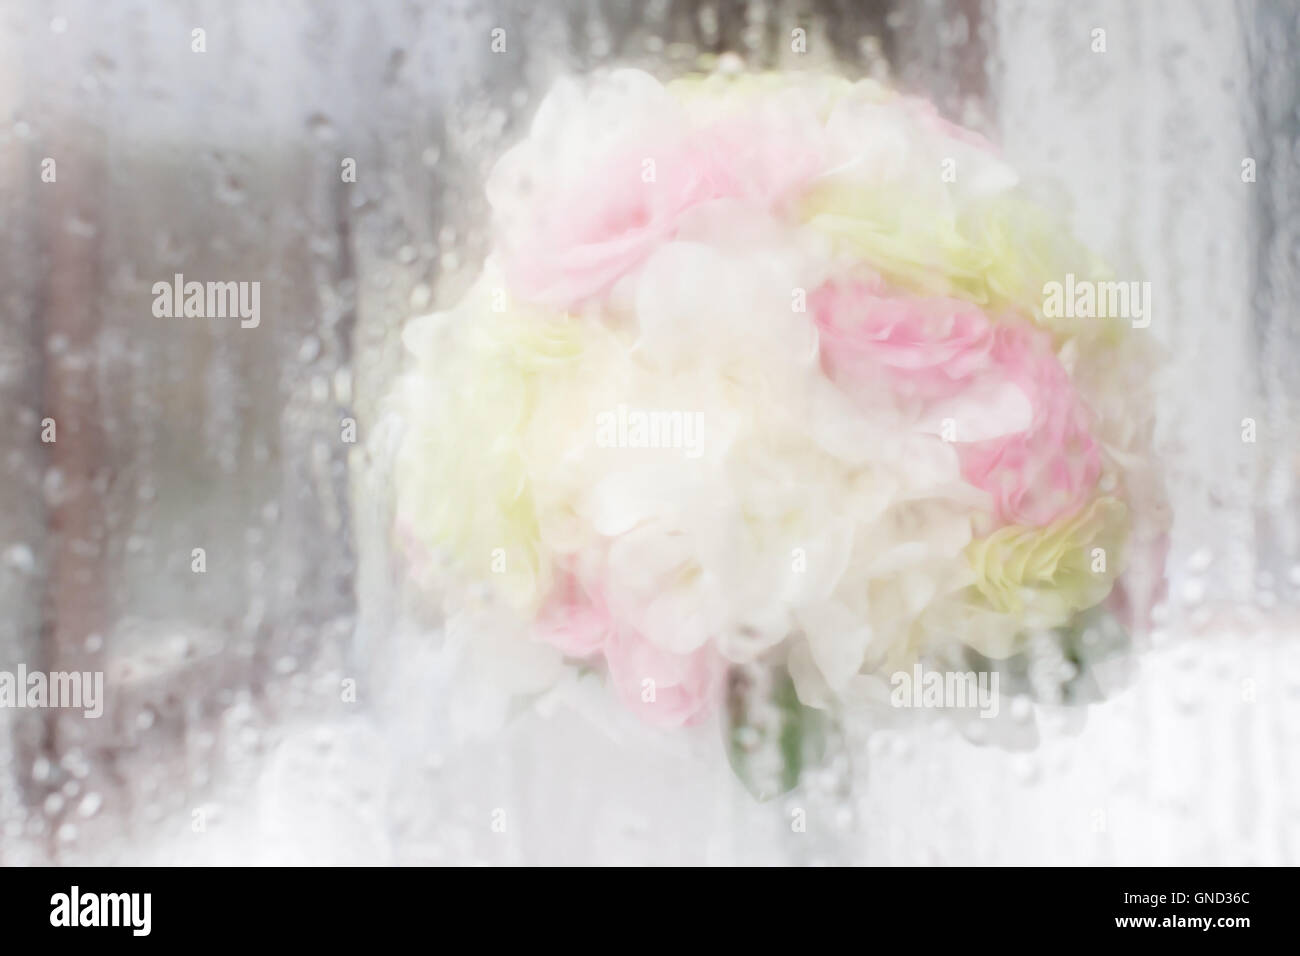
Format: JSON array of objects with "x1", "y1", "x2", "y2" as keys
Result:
[
  {"x1": 298, "y1": 335, "x2": 321, "y2": 363},
  {"x1": 78, "y1": 793, "x2": 102, "y2": 818},
  {"x1": 61, "y1": 749, "x2": 91, "y2": 778},
  {"x1": 334, "y1": 367, "x2": 353, "y2": 404},
  {"x1": 215, "y1": 172, "x2": 245, "y2": 205},
  {"x1": 66, "y1": 216, "x2": 97, "y2": 238},
  {"x1": 307, "y1": 113, "x2": 336, "y2": 142},
  {"x1": 1181, "y1": 578, "x2": 1206, "y2": 605},
  {"x1": 1012, "y1": 755, "x2": 1039, "y2": 784},
  {"x1": 1010, "y1": 695, "x2": 1033, "y2": 721},
  {"x1": 718, "y1": 51, "x2": 745, "y2": 74},
  {"x1": 3, "y1": 543, "x2": 35, "y2": 573}
]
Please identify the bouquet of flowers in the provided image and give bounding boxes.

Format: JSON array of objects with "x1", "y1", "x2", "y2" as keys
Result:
[{"x1": 392, "y1": 68, "x2": 1167, "y2": 796}]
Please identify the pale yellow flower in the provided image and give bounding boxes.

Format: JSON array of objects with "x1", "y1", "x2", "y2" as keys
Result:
[{"x1": 965, "y1": 495, "x2": 1129, "y2": 630}]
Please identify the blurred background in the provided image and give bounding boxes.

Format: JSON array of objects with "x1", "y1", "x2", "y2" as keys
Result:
[{"x1": 0, "y1": 0, "x2": 1297, "y2": 864}]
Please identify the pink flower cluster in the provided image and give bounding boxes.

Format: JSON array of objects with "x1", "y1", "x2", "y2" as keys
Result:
[
  {"x1": 813, "y1": 279, "x2": 1101, "y2": 528},
  {"x1": 501, "y1": 113, "x2": 825, "y2": 307},
  {"x1": 536, "y1": 569, "x2": 724, "y2": 727}
]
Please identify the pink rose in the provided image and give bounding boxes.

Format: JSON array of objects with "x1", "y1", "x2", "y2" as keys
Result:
[
  {"x1": 534, "y1": 570, "x2": 609, "y2": 658},
  {"x1": 534, "y1": 572, "x2": 725, "y2": 727},
  {"x1": 956, "y1": 323, "x2": 1101, "y2": 527},
  {"x1": 812, "y1": 279, "x2": 995, "y2": 401},
  {"x1": 813, "y1": 278, "x2": 1101, "y2": 527},
  {"x1": 502, "y1": 115, "x2": 824, "y2": 308},
  {"x1": 603, "y1": 626, "x2": 725, "y2": 728}
]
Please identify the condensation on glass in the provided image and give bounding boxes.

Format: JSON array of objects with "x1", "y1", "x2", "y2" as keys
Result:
[{"x1": 0, "y1": 0, "x2": 1296, "y2": 864}]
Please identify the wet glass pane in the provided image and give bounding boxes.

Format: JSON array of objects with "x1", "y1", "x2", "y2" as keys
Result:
[{"x1": 0, "y1": 0, "x2": 1297, "y2": 865}]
